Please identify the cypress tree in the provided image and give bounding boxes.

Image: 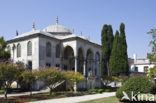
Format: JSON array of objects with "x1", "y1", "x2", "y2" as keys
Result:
[
  {"x1": 107, "y1": 25, "x2": 114, "y2": 70},
  {"x1": 120, "y1": 23, "x2": 129, "y2": 75},
  {"x1": 101, "y1": 25, "x2": 108, "y2": 76},
  {"x1": 101, "y1": 25, "x2": 114, "y2": 76},
  {"x1": 109, "y1": 30, "x2": 122, "y2": 76}
]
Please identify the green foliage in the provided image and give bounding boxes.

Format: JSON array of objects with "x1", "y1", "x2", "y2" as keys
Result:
[
  {"x1": 97, "y1": 89, "x2": 104, "y2": 93},
  {"x1": 147, "y1": 29, "x2": 156, "y2": 79},
  {"x1": 119, "y1": 23, "x2": 129, "y2": 75},
  {"x1": 64, "y1": 70, "x2": 84, "y2": 92},
  {"x1": 37, "y1": 68, "x2": 65, "y2": 88},
  {"x1": 0, "y1": 37, "x2": 10, "y2": 61},
  {"x1": 88, "y1": 89, "x2": 97, "y2": 93},
  {"x1": 109, "y1": 23, "x2": 128, "y2": 76},
  {"x1": 146, "y1": 66, "x2": 156, "y2": 79},
  {"x1": 64, "y1": 71, "x2": 84, "y2": 83},
  {"x1": 21, "y1": 70, "x2": 36, "y2": 85},
  {"x1": 104, "y1": 89, "x2": 110, "y2": 92},
  {"x1": 88, "y1": 89, "x2": 110, "y2": 93},
  {"x1": 21, "y1": 70, "x2": 37, "y2": 95},
  {"x1": 101, "y1": 24, "x2": 114, "y2": 76},
  {"x1": 0, "y1": 62, "x2": 21, "y2": 99},
  {"x1": 109, "y1": 30, "x2": 122, "y2": 76},
  {"x1": 116, "y1": 77, "x2": 155, "y2": 100}
]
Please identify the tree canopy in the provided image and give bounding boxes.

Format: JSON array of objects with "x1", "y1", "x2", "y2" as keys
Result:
[{"x1": 0, "y1": 37, "x2": 10, "y2": 61}]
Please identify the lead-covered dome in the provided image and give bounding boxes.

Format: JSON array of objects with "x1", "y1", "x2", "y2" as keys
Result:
[{"x1": 43, "y1": 24, "x2": 72, "y2": 34}]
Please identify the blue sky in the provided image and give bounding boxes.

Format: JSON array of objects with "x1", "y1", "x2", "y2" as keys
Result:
[{"x1": 0, "y1": 0, "x2": 155, "y2": 58}]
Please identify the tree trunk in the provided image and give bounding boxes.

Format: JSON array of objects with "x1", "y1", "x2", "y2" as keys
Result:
[
  {"x1": 49, "y1": 88, "x2": 52, "y2": 95},
  {"x1": 4, "y1": 87, "x2": 7, "y2": 100},
  {"x1": 74, "y1": 82, "x2": 77, "y2": 92},
  {"x1": 30, "y1": 84, "x2": 32, "y2": 96}
]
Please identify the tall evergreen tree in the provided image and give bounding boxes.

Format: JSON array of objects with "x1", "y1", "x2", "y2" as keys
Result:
[
  {"x1": 109, "y1": 30, "x2": 122, "y2": 76},
  {"x1": 101, "y1": 25, "x2": 108, "y2": 76},
  {"x1": 120, "y1": 23, "x2": 129, "y2": 75},
  {"x1": 107, "y1": 25, "x2": 114, "y2": 74},
  {"x1": 101, "y1": 25, "x2": 114, "y2": 76}
]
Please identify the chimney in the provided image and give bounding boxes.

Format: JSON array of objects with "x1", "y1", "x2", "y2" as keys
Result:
[{"x1": 133, "y1": 53, "x2": 137, "y2": 63}]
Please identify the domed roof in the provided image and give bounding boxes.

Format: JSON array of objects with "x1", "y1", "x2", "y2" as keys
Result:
[{"x1": 43, "y1": 24, "x2": 71, "y2": 34}]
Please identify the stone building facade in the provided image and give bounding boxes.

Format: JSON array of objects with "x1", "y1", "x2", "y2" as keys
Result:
[{"x1": 7, "y1": 19, "x2": 102, "y2": 89}]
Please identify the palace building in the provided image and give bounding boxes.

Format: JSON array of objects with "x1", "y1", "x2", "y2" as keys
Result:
[{"x1": 7, "y1": 17, "x2": 102, "y2": 89}]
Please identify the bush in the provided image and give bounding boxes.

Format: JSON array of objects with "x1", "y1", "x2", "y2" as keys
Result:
[
  {"x1": 105, "y1": 89, "x2": 110, "y2": 92},
  {"x1": 88, "y1": 89, "x2": 97, "y2": 93},
  {"x1": 151, "y1": 84, "x2": 156, "y2": 94},
  {"x1": 116, "y1": 77, "x2": 155, "y2": 101},
  {"x1": 97, "y1": 89, "x2": 104, "y2": 93}
]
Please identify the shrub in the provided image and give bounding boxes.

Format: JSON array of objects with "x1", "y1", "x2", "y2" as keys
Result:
[
  {"x1": 88, "y1": 89, "x2": 97, "y2": 93},
  {"x1": 116, "y1": 77, "x2": 155, "y2": 101},
  {"x1": 105, "y1": 89, "x2": 110, "y2": 92},
  {"x1": 97, "y1": 89, "x2": 104, "y2": 93},
  {"x1": 151, "y1": 84, "x2": 156, "y2": 94}
]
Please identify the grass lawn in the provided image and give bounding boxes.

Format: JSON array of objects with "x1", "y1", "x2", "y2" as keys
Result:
[
  {"x1": 80, "y1": 96, "x2": 121, "y2": 103},
  {"x1": 80, "y1": 95, "x2": 156, "y2": 103}
]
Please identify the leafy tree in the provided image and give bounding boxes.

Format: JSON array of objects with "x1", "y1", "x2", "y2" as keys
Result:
[
  {"x1": 15, "y1": 61, "x2": 25, "y2": 88},
  {"x1": 21, "y1": 70, "x2": 37, "y2": 96},
  {"x1": 0, "y1": 62, "x2": 19, "y2": 99},
  {"x1": 109, "y1": 30, "x2": 122, "y2": 76},
  {"x1": 0, "y1": 37, "x2": 10, "y2": 61},
  {"x1": 64, "y1": 71, "x2": 84, "y2": 91},
  {"x1": 101, "y1": 25, "x2": 114, "y2": 76},
  {"x1": 37, "y1": 68, "x2": 65, "y2": 95},
  {"x1": 147, "y1": 29, "x2": 156, "y2": 80},
  {"x1": 120, "y1": 23, "x2": 129, "y2": 75}
]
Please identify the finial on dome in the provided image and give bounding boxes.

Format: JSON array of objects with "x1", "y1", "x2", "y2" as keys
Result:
[
  {"x1": 88, "y1": 35, "x2": 90, "y2": 40},
  {"x1": 16, "y1": 30, "x2": 19, "y2": 36},
  {"x1": 32, "y1": 22, "x2": 35, "y2": 31},
  {"x1": 56, "y1": 16, "x2": 58, "y2": 24},
  {"x1": 72, "y1": 28, "x2": 74, "y2": 33},
  {"x1": 80, "y1": 32, "x2": 82, "y2": 36}
]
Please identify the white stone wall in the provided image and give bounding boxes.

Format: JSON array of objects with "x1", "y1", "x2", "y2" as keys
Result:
[
  {"x1": 39, "y1": 37, "x2": 60, "y2": 68},
  {"x1": 132, "y1": 64, "x2": 155, "y2": 72},
  {"x1": 8, "y1": 37, "x2": 39, "y2": 70}
]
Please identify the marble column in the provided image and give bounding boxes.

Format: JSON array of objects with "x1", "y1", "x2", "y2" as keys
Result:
[
  {"x1": 75, "y1": 57, "x2": 77, "y2": 72},
  {"x1": 83, "y1": 60, "x2": 86, "y2": 76},
  {"x1": 74, "y1": 56, "x2": 78, "y2": 92}
]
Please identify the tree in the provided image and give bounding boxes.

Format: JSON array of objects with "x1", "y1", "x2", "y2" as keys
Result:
[
  {"x1": 21, "y1": 70, "x2": 37, "y2": 96},
  {"x1": 15, "y1": 61, "x2": 25, "y2": 88},
  {"x1": 120, "y1": 23, "x2": 129, "y2": 75},
  {"x1": 0, "y1": 62, "x2": 19, "y2": 99},
  {"x1": 37, "y1": 68, "x2": 65, "y2": 95},
  {"x1": 0, "y1": 37, "x2": 10, "y2": 61},
  {"x1": 101, "y1": 25, "x2": 114, "y2": 76},
  {"x1": 109, "y1": 30, "x2": 122, "y2": 76},
  {"x1": 147, "y1": 29, "x2": 156, "y2": 80},
  {"x1": 64, "y1": 71, "x2": 84, "y2": 91}
]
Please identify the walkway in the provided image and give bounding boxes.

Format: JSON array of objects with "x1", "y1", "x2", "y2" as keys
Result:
[
  {"x1": 0, "y1": 89, "x2": 49, "y2": 98},
  {"x1": 29, "y1": 92, "x2": 115, "y2": 103}
]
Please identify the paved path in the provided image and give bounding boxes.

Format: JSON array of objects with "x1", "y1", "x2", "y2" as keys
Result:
[
  {"x1": 29, "y1": 92, "x2": 116, "y2": 103},
  {"x1": 0, "y1": 89, "x2": 49, "y2": 98}
]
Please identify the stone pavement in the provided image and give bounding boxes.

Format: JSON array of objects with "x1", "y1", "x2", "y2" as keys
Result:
[
  {"x1": 0, "y1": 89, "x2": 49, "y2": 98},
  {"x1": 29, "y1": 92, "x2": 116, "y2": 103}
]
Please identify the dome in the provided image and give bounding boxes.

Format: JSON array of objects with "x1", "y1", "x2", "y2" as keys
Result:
[{"x1": 43, "y1": 24, "x2": 72, "y2": 34}]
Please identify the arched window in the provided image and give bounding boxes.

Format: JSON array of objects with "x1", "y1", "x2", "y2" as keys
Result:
[
  {"x1": 17, "y1": 43, "x2": 21, "y2": 57},
  {"x1": 56, "y1": 44, "x2": 60, "y2": 58},
  {"x1": 27, "y1": 41, "x2": 32, "y2": 56},
  {"x1": 46, "y1": 42, "x2": 51, "y2": 57}
]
